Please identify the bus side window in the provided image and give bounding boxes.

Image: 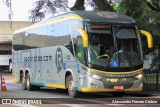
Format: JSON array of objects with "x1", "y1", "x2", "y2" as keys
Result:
[{"x1": 76, "y1": 36, "x2": 85, "y2": 63}]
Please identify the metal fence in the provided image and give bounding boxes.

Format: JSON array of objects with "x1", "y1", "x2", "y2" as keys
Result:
[{"x1": 143, "y1": 69, "x2": 160, "y2": 91}]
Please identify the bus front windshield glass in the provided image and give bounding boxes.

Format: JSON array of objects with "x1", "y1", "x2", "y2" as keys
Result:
[
  {"x1": 88, "y1": 33, "x2": 114, "y2": 68},
  {"x1": 87, "y1": 25, "x2": 142, "y2": 70}
]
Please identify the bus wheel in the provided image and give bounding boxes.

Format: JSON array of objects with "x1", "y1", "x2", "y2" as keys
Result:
[
  {"x1": 67, "y1": 75, "x2": 80, "y2": 97},
  {"x1": 21, "y1": 73, "x2": 26, "y2": 90},
  {"x1": 112, "y1": 92, "x2": 124, "y2": 97},
  {"x1": 26, "y1": 73, "x2": 34, "y2": 91}
]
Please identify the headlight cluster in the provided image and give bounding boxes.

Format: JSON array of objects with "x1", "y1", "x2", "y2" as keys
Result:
[
  {"x1": 135, "y1": 73, "x2": 143, "y2": 79},
  {"x1": 83, "y1": 70, "x2": 102, "y2": 80},
  {"x1": 90, "y1": 74, "x2": 102, "y2": 80}
]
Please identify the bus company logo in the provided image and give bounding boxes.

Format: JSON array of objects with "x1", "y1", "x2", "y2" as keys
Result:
[
  {"x1": 97, "y1": 12, "x2": 118, "y2": 18},
  {"x1": 55, "y1": 47, "x2": 63, "y2": 73}
]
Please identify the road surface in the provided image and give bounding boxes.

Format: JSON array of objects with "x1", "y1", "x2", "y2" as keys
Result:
[{"x1": 0, "y1": 72, "x2": 160, "y2": 107}]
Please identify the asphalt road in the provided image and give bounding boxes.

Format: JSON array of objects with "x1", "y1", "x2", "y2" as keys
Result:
[{"x1": 0, "y1": 72, "x2": 160, "y2": 107}]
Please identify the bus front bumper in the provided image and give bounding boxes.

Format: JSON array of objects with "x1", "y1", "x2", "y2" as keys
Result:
[{"x1": 81, "y1": 87, "x2": 143, "y2": 93}]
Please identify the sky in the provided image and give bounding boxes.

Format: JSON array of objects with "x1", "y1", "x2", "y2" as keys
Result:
[
  {"x1": 0, "y1": 0, "x2": 35, "y2": 21},
  {"x1": 0, "y1": 0, "x2": 92, "y2": 21}
]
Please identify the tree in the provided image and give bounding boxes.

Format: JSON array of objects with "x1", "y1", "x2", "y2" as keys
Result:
[
  {"x1": 3, "y1": 0, "x2": 13, "y2": 28},
  {"x1": 70, "y1": 0, "x2": 113, "y2": 11},
  {"x1": 116, "y1": 0, "x2": 160, "y2": 69},
  {"x1": 147, "y1": 0, "x2": 160, "y2": 11},
  {"x1": 115, "y1": 0, "x2": 142, "y2": 17},
  {"x1": 3, "y1": 0, "x2": 13, "y2": 20},
  {"x1": 70, "y1": 0, "x2": 85, "y2": 11},
  {"x1": 29, "y1": 0, "x2": 114, "y2": 22},
  {"x1": 117, "y1": 0, "x2": 160, "y2": 43},
  {"x1": 29, "y1": 0, "x2": 69, "y2": 22},
  {"x1": 91, "y1": 0, "x2": 113, "y2": 11}
]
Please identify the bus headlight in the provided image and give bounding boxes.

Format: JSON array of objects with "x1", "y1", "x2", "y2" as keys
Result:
[
  {"x1": 135, "y1": 74, "x2": 143, "y2": 79},
  {"x1": 90, "y1": 74, "x2": 102, "y2": 80}
]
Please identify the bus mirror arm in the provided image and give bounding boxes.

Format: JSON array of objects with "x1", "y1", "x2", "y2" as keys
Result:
[
  {"x1": 77, "y1": 28, "x2": 89, "y2": 48},
  {"x1": 140, "y1": 30, "x2": 153, "y2": 48}
]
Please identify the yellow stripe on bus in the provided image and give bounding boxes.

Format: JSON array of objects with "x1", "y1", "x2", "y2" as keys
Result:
[
  {"x1": 45, "y1": 84, "x2": 66, "y2": 89},
  {"x1": 14, "y1": 14, "x2": 83, "y2": 34},
  {"x1": 90, "y1": 68, "x2": 144, "y2": 74},
  {"x1": 81, "y1": 63, "x2": 144, "y2": 74},
  {"x1": 81, "y1": 87, "x2": 143, "y2": 93}
]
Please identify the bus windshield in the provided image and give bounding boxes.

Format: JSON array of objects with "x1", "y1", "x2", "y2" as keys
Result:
[{"x1": 87, "y1": 24, "x2": 142, "y2": 71}]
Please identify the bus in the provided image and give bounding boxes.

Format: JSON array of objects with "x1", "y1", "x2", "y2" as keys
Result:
[{"x1": 12, "y1": 11, "x2": 153, "y2": 97}]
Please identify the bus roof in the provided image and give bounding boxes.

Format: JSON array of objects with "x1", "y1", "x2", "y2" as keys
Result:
[
  {"x1": 72, "y1": 11, "x2": 135, "y2": 24},
  {"x1": 14, "y1": 11, "x2": 136, "y2": 34}
]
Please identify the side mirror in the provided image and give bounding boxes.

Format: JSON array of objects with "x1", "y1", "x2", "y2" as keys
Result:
[{"x1": 140, "y1": 30, "x2": 153, "y2": 48}]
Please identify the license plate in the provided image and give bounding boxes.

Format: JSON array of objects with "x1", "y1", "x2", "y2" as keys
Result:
[
  {"x1": 109, "y1": 78, "x2": 118, "y2": 82},
  {"x1": 114, "y1": 86, "x2": 124, "y2": 90}
]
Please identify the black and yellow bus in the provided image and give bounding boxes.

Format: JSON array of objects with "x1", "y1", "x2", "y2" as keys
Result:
[{"x1": 12, "y1": 11, "x2": 153, "y2": 97}]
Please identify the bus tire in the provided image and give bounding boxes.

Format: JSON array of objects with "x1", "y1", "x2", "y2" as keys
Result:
[
  {"x1": 67, "y1": 75, "x2": 80, "y2": 97},
  {"x1": 26, "y1": 73, "x2": 34, "y2": 91},
  {"x1": 112, "y1": 92, "x2": 124, "y2": 97},
  {"x1": 21, "y1": 73, "x2": 26, "y2": 90}
]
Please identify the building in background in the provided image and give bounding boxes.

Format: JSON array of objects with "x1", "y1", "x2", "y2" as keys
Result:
[{"x1": 0, "y1": 21, "x2": 33, "y2": 72}]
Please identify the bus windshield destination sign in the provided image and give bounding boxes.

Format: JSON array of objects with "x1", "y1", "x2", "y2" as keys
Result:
[{"x1": 90, "y1": 24, "x2": 111, "y2": 30}]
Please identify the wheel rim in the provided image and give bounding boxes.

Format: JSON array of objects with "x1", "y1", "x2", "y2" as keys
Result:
[
  {"x1": 69, "y1": 81, "x2": 74, "y2": 94},
  {"x1": 21, "y1": 74, "x2": 26, "y2": 89},
  {"x1": 22, "y1": 76, "x2": 25, "y2": 84},
  {"x1": 26, "y1": 76, "x2": 30, "y2": 89}
]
